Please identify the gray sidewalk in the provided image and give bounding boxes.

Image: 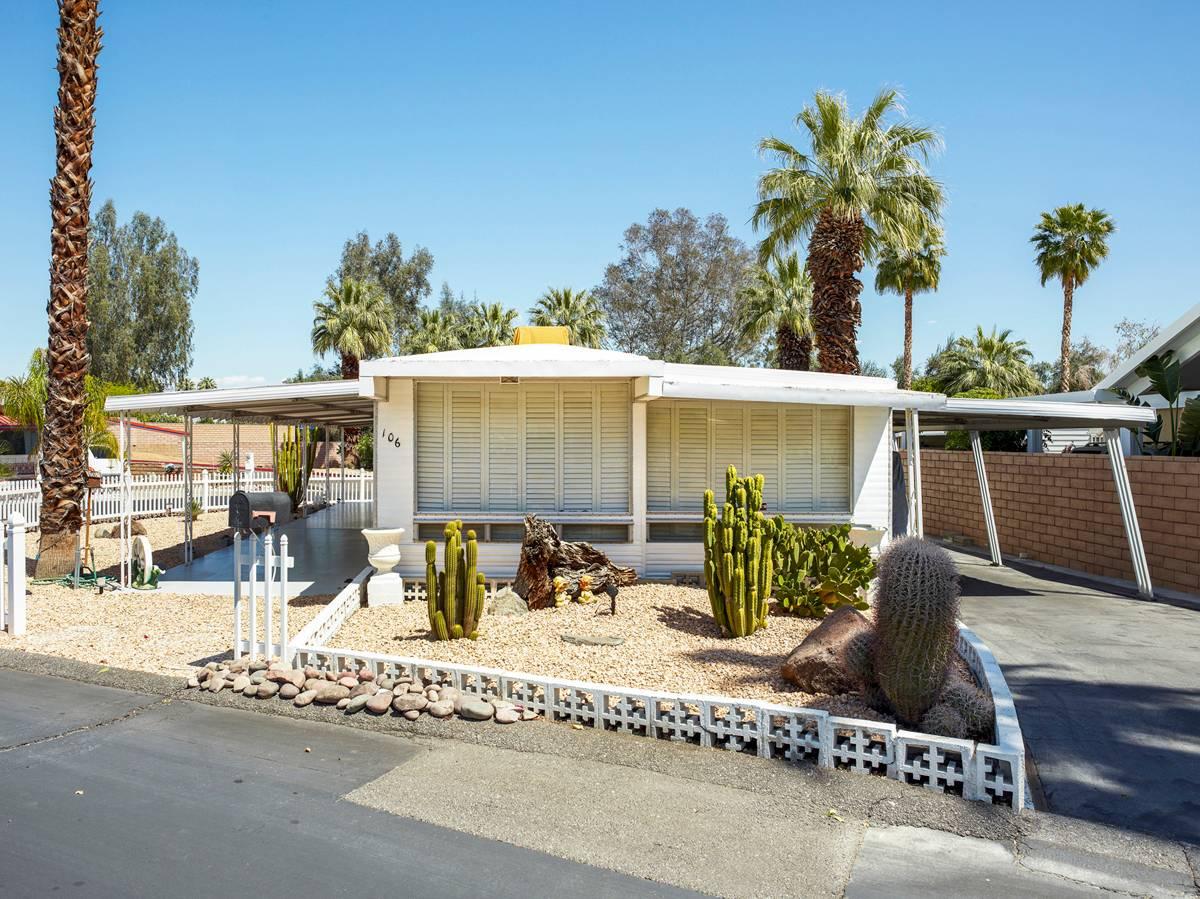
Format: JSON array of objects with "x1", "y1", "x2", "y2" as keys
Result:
[{"x1": 954, "y1": 549, "x2": 1200, "y2": 845}]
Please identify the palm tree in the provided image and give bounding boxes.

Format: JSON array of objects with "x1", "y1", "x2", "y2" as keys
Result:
[
  {"x1": 753, "y1": 89, "x2": 943, "y2": 375},
  {"x1": 735, "y1": 252, "x2": 815, "y2": 370},
  {"x1": 929, "y1": 326, "x2": 1042, "y2": 397},
  {"x1": 311, "y1": 278, "x2": 393, "y2": 379},
  {"x1": 2, "y1": 350, "x2": 116, "y2": 465},
  {"x1": 38, "y1": 0, "x2": 101, "y2": 575},
  {"x1": 531, "y1": 288, "x2": 606, "y2": 348},
  {"x1": 874, "y1": 230, "x2": 945, "y2": 388},
  {"x1": 403, "y1": 308, "x2": 462, "y2": 355},
  {"x1": 460, "y1": 302, "x2": 518, "y2": 348},
  {"x1": 1031, "y1": 204, "x2": 1116, "y2": 392},
  {"x1": 196, "y1": 376, "x2": 217, "y2": 390}
]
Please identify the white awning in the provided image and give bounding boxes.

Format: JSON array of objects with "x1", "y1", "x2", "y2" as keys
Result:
[
  {"x1": 104, "y1": 380, "x2": 375, "y2": 426},
  {"x1": 893, "y1": 396, "x2": 1157, "y2": 431}
]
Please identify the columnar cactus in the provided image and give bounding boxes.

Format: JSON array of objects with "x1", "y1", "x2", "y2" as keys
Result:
[
  {"x1": 703, "y1": 466, "x2": 775, "y2": 637},
  {"x1": 425, "y1": 520, "x2": 485, "y2": 640},
  {"x1": 872, "y1": 536, "x2": 960, "y2": 724}
]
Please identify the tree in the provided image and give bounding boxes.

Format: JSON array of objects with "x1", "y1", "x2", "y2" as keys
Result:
[
  {"x1": 1031, "y1": 204, "x2": 1116, "y2": 392},
  {"x1": 1111, "y1": 317, "x2": 1159, "y2": 365},
  {"x1": 402, "y1": 308, "x2": 461, "y2": 355},
  {"x1": 38, "y1": 0, "x2": 101, "y2": 575},
  {"x1": 735, "y1": 252, "x2": 814, "y2": 370},
  {"x1": 927, "y1": 327, "x2": 1042, "y2": 397},
  {"x1": 594, "y1": 208, "x2": 753, "y2": 364},
  {"x1": 311, "y1": 278, "x2": 393, "y2": 379},
  {"x1": 1032, "y1": 337, "x2": 1109, "y2": 392},
  {"x1": 753, "y1": 89, "x2": 943, "y2": 375},
  {"x1": 87, "y1": 199, "x2": 199, "y2": 390},
  {"x1": 329, "y1": 231, "x2": 433, "y2": 349},
  {"x1": 859, "y1": 360, "x2": 889, "y2": 378},
  {"x1": 459, "y1": 302, "x2": 518, "y2": 348},
  {"x1": 284, "y1": 362, "x2": 340, "y2": 383},
  {"x1": 531, "y1": 288, "x2": 607, "y2": 348},
  {"x1": 3, "y1": 350, "x2": 116, "y2": 466},
  {"x1": 874, "y1": 230, "x2": 944, "y2": 388},
  {"x1": 196, "y1": 376, "x2": 217, "y2": 390}
]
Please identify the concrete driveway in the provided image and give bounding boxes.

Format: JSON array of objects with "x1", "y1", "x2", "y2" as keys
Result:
[{"x1": 955, "y1": 549, "x2": 1200, "y2": 845}]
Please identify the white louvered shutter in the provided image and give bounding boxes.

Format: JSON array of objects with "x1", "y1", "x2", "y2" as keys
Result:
[
  {"x1": 748, "y1": 406, "x2": 781, "y2": 510},
  {"x1": 561, "y1": 387, "x2": 595, "y2": 511},
  {"x1": 816, "y1": 407, "x2": 851, "y2": 512},
  {"x1": 782, "y1": 405, "x2": 815, "y2": 512},
  {"x1": 710, "y1": 404, "x2": 744, "y2": 490},
  {"x1": 523, "y1": 386, "x2": 558, "y2": 513},
  {"x1": 675, "y1": 403, "x2": 710, "y2": 509},
  {"x1": 646, "y1": 402, "x2": 672, "y2": 511},
  {"x1": 448, "y1": 386, "x2": 482, "y2": 510},
  {"x1": 487, "y1": 385, "x2": 520, "y2": 511},
  {"x1": 598, "y1": 383, "x2": 631, "y2": 512},
  {"x1": 415, "y1": 382, "x2": 446, "y2": 511}
]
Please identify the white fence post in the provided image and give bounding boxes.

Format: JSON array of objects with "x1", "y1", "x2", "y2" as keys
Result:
[
  {"x1": 232, "y1": 530, "x2": 243, "y2": 659},
  {"x1": 279, "y1": 534, "x2": 289, "y2": 664},
  {"x1": 5, "y1": 513, "x2": 27, "y2": 636},
  {"x1": 247, "y1": 531, "x2": 259, "y2": 661},
  {"x1": 202, "y1": 469, "x2": 211, "y2": 511},
  {"x1": 263, "y1": 532, "x2": 275, "y2": 658}
]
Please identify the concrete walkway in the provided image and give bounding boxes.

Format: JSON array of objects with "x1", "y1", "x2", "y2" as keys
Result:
[
  {"x1": 3, "y1": 652, "x2": 1196, "y2": 897},
  {"x1": 954, "y1": 549, "x2": 1200, "y2": 845}
]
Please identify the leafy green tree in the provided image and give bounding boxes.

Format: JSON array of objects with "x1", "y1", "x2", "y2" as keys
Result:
[
  {"x1": 311, "y1": 279, "x2": 393, "y2": 379},
  {"x1": 927, "y1": 327, "x2": 1042, "y2": 397},
  {"x1": 531, "y1": 288, "x2": 606, "y2": 348},
  {"x1": 330, "y1": 231, "x2": 433, "y2": 349},
  {"x1": 874, "y1": 230, "x2": 945, "y2": 388},
  {"x1": 859, "y1": 359, "x2": 889, "y2": 378},
  {"x1": 196, "y1": 376, "x2": 217, "y2": 390},
  {"x1": 459, "y1": 302, "x2": 518, "y2": 348},
  {"x1": 943, "y1": 387, "x2": 1026, "y2": 451},
  {"x1": 176, "y1": 377, "x2": 194, "y2": 391},
  {"x1": 284, "y1": 362, "x2": 341, "y2": 383},
  {"x1": 1110, "y1": 317, "x2": 1159, "y2": 365},
  {"x1": 594, "y1": 208, "x2": 753, "y2": 364},
  {"x1": 1, "y1": 350, "x2": 117, "y2": 462},
  {"x1": 754, "y1": 89, "x2": 943, "y2": 375},
  {"x1": 1031, "y1": 204, "x2": 1116, "y2": 392},
  {"x1": 735, "y1": 252, "x2": 814, "y2": 370},
  {"x1": 403, "y1": 309, "x2": 462, "y2": 355},
  {"x1": 88, "y1": 199, "x2": 198, "y2": 390},
  {"x1": 1032, "y1": 337, "x2": 1109, "y2": 392}
]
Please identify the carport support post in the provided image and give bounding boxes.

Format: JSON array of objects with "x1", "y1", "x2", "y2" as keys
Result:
[
  {"x1": 118, "y1": 412, "x2": 130, "y2": 588},
  {"x1": 300, "y1": 423, "x2": 308, "y2": 517},
  {"x1": 903, "y1": 409, "x2": 925, "y2": 538},
  {"x1": 969, "y1": 430, "x2": 1002, "y2": 566},
  {"x1": 1104, "y1": 428, "x2": 1153, "y2": 598},
  {"x1": 183, "y1": 415, "x2": 194, "y2": 565},
  {"x1": 339, "y1": 426, "x2": 346, "y2": 502},
  {"x1": 232, "y1": 419, "x2": 241, "y2": 491}
]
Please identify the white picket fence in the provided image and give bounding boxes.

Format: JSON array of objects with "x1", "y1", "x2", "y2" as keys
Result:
[
  {"x1": 0, "y1": 470, "x2": 374, "y2": 530},
  {"x1": 234, "y1": 529, "x2": 294, "y2": 661},
  {"x1": 1, "y1": 513, "x2": 27, "y2": 635}
]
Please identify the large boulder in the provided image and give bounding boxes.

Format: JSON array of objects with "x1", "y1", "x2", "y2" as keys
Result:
[
  {"x1": 781, "y1": 607, "x2": 874, "y2": 695},
  {"x1": 488, "y1": 587, "x2": 528, "y2": 617}
]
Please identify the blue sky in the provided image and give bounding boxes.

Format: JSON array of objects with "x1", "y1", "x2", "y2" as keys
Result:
[{"x1": 2, "y1": 1, "x2": 1197, "y2": 385}]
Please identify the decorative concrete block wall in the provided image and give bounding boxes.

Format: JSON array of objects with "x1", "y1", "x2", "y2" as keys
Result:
[{"x1": 916, "y1": 450, "x2": 1200, "y2": 597}]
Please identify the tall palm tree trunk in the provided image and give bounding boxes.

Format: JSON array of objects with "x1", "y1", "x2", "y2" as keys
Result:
[
  {"x1": 38, "y1": 0, "x2": 101, "y2": 577},
  {"x1": 775, "y1": 323, "x2": 811, "y2": 371},
  {"x1": 902, "y1": 287, "x2": 914, "y2": 389},
  {"x1": 340, "y1": 352, "x2": 360, "y2": 380},
  {"x1": 806, "y1": 209, "x2": 865, "y2": 374},
  {"x1": 1058, "y1": 278, "x2": 1074, "y2": 392}
]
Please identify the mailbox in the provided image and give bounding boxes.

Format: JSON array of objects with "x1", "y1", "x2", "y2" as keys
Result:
[{"x1": 228, "y1": 490, "x2": 293, "y2": 532}]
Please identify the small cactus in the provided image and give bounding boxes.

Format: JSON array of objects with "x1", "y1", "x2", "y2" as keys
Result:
[
  {"x1": 918, "y1": 703, "x2": 968, "y2": 740},
  {"x1": 872, "y1": 537, "x2": 960, "y2": 725},
  {"x1": 939, "y1": 674, "x2": 995, "y2": 740},
  {"x1": 425, "y1": 521, "x2": 485, "y2": 640}
]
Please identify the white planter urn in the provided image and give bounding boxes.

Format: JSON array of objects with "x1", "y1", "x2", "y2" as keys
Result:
[{"x1": 361, "y1": 527, "x2": 405, "y2": 574}]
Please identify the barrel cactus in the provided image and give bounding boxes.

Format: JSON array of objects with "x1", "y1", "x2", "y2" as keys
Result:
[
  {"x1": 703, "y1": 466, "x2": 775, "y2": 637},
  {"x1": 872, "y1": 537, "x2": 960, "y2": 724},
  {"x1": 425, "y1": 520, "x2": 486, "y2": 640}
]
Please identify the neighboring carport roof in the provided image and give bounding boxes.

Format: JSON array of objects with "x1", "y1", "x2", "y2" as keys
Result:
[
  {"x1": 892, "y1": 396, "x2": 1157, "y2": 431},
  {"x1": 104, "y1": 379, "x2": 375, "y2": 426},
  {"x1": 1095, "y1": 301, "x2": 1200, "y2": 395}
]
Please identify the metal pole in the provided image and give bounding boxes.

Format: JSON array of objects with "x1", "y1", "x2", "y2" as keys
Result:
[
  {"x1": 340, "y1": 426, "x2": 346, "y2": 503},
  {"x1": 118, "y1": 413, "x2": 129, "y2": 587},
  {"x1": 910, "y1": 409, "x2": 924, "y2": 539},
  {"x1": 1104, "y1": 428, "x2": 1153, "y2": 597},
  {"x1": 969, "y1": 430, "x2": 1002, "y2": 566},
  {"x1": 183, "y1": 415, "x2": 194, "y2": 564},
  {"x1": 279, "y1": 533, "x2": 289, "y2": 665},
  {"x1": 903, "y1": 410, "x2": 917, "y2": 537},
  {"x1": 248, "y1": 531, "x2": 259, "y2": 660},
  {"x1": 233, "y1": 419, "x2": 241, "y2": 491},
  {"x1": 232, "y1": 530, "x2": 242, "y2": 659},
  {"x1": 300, "y1": 423, "x2": 308, "y2": 518}
]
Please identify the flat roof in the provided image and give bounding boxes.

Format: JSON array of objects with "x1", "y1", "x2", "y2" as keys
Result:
[
  {"x1": 894, "y1": 396, "x2": 1157, "y2": 431},
  {"x1": 105, "y1": 379, "x2": 375, "y2": 426}
]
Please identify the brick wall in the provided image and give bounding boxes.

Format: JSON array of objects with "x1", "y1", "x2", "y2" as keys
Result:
[
  {"x1": 917, "y1": 449, "x2": 1200, "y2": 597},
  {"x1": 111, "y1": 422, "x2": 346, "y2": 470}
]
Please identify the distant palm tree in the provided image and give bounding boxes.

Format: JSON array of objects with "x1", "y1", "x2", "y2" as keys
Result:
[
  {"x1": 531, "y1": 288, "x2": 606, "y2": 348},
  {"x1": 753, "y1": 89, "x2": 943, "y2": 375},
  {"x1": 1031, "y1": 204, "x2": 1115, "y2": 392},
  {"x1": 38, "y1": 0, "x2": 101, "y2": 575},
  {"x1": 403, "y1": 308, "x2": 462, "y2": 355},
  {"x1": 196, "y1": 376, "x2": 217, "y2": 390},
  {"x1": 460, "y1": 303, "x2": 518, "y2": 348},
  {"x1": 311, "y1": 278, "x2": 393, "y2": 379},
  {"x1": 874, "y1": 230, "x2": 945, "y2": 388},
  {"x1": 2, "y1": 349, "x2": 116, "y2": 464},
  {"x1": 930, "y1": 327, "x2": 1042, "y2": 397},
  {"x1": 176, "y1": 377, "x2": 194, "y2": 391},
  {"x1": 736, "y1": 253, "x2": 814, "y2": 370}
]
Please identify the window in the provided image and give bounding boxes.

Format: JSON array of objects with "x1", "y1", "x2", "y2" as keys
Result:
[
  {"x1": 415, "y1": 381, "x2": 631, "y2": 515},
  {"x1": 647, "y1": 399, "x2": 852, "y2": 515}
]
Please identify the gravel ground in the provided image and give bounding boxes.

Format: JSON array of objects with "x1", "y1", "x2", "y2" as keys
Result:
[
  {"x1": 331, "y1": 583, "x2": 879, "y2": 714},
  {"x1": 1, "y1": 511, "x2": 331, "y2": 676}
]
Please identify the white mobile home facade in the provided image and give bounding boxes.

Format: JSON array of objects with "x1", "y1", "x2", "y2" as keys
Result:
[{"x1": 361, "y1": 344, "x2": 939, "y2": 579}]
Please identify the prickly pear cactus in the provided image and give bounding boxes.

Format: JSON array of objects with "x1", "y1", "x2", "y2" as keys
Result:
[
  {"x1": 425, "y1": 520, "x2": 486, "y2": 640},
  {"x1": 872, "y1": 537, "x2": 960, "y2": 724},
  {"x1": 702, "y1": 466, "x2": 775, "y2": 637}
]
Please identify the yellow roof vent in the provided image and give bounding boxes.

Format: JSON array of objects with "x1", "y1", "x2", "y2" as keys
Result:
[{"x1": 513, "y1": 326, "x2": 570, "y2": 345}]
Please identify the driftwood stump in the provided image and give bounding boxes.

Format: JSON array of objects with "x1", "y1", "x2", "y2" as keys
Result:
[{"x1": 513, "y1": 515, "x2": 637, "y2": 610}]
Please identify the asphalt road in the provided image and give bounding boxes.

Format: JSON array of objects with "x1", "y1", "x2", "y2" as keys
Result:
[{"x1": 0, "y1": 669, "x2": 694, "y2": 899}]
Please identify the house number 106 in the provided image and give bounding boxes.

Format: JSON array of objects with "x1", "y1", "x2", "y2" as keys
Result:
[{"x1": 381, "y1": 427, "x2": 401, "y2": 448}]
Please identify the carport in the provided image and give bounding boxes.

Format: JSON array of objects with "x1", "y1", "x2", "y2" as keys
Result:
[
  {"x1": 105, "y1": 380, "x2": 377, "y2": 588},
  {"x1": 894, "y1": 397, "x2": 1158, "y2": 597}
]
